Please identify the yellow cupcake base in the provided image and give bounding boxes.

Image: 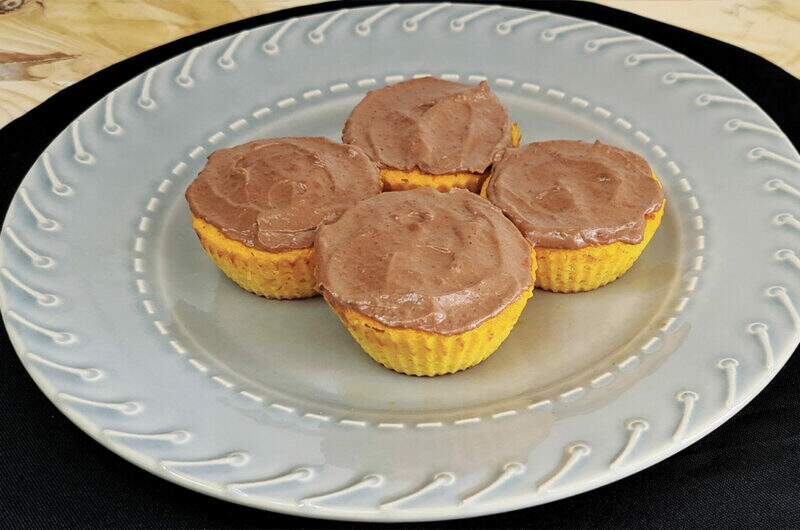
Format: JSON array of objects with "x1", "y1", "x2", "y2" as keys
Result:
[
  {"x1": 534, "y1": 205, "x2": 664, "y2": 293},
  {"x1": 191, "y1": 215, "x2": 317, "y2": 299},
  {"x1": 380, "y1": 123, "x2": 521, "y2": 193},
  {"x1": 325, "y1": 252, "x2": 537, "y2": 376},
  {"x1": 380, "y1": 168, "x2": 485, "y2": 193}
]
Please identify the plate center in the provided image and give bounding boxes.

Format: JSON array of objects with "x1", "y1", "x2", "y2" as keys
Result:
[{"x1": 157, "y1": 92, "x2": 686, "y2": 417}]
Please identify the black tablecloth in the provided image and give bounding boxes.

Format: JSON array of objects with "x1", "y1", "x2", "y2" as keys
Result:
[{"x1": 2, "y1": 1, "x2": 799, "y2": 528}]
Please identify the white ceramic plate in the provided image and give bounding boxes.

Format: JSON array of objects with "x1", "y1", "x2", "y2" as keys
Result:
[{"x1": 3, "y1": 2, "x2": 799, "y2": 522}]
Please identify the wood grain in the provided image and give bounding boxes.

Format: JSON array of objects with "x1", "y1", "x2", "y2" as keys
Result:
[{"x1": 0, "y1": 0, "x2": 797, "y2": 128}]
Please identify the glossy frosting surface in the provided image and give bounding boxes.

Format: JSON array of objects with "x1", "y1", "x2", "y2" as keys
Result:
[
  {"x1": 486, "y1": 140, "x2": 664, "y2": 249},
  {"x1": 342, "y1": 77, "x2": 513, "y2": 175},
  {"x1": 186, "y1": 137, "x2": 381, "y2": 252},
  {"x1": 315, "y1": 188, "x2": 533, "y2": 335}
]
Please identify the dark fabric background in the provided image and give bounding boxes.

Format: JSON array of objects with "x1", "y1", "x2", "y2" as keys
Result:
[{"x1": 1, "y1": 1, "x2": 798, "y2": 528}]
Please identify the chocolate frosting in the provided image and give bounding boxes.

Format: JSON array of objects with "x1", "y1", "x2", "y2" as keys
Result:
[
  {"x1": 186, "y1": 137, "x2": 381, "y2": 252},
  {"x1": 342, "y1": 77, "x2": 513, "y2": 175},
  {"x1": 485, "y1": 140, "x2": 664, "y2": 249},
  {"x1": 314, "y1": 188, "x2": 533, "y2": 335}
]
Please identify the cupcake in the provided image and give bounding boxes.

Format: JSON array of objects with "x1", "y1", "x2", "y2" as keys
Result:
[
  {"x1": 186, "y1": 137, "x2": 381, "y2": 299},
  {"x1": 314, "y1": 188, "x2": 536, "y2": 376},
  {"x1": 483, "y1": 140, "x2": 664, "y2": 293},
  {"x1": 342, "y1": 77, "x2": 520, "y2": 193}
]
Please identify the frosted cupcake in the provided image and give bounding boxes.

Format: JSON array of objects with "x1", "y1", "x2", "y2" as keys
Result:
[
  {"x1": 483, "y1": 140, "x2": 664, "y2": 293},
  {"x1": 314, "y1": 188, "x2": 536, "y2": 376},
  {"x1": 186, "y1": 137, "x2": 381, "y2": 299},
  {"x1": 343, "y1": 77, "x2": 520, "y2": 193}
]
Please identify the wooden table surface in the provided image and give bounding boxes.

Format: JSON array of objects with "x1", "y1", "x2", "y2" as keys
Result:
[{"x1": 0, "y1": 0, "x2": 798, "y2": 129}]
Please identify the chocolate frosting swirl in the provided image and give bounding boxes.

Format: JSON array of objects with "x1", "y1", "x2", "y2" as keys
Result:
[
  {"x1": 485, "y1": 140, "x2": 664, "y2": 249},
  {"x1": 314, "y1": 188, "x2": 533, "y2": 335},
  {"x1": 186, "y1": 137, "x2": 381, "y2": 252},
  {"x1": 342, "y1": 77, "x2": 513, "y2": 175}
]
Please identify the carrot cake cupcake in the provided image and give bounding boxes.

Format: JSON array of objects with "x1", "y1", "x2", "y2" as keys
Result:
[
  {"x1": 186, "y1": 137, "x2": 381, "y2": 299},
  {"x1": 483, "y1": 140, "x2": 664, "y2": 293},
  {"x1": 342, "y1": 77, "x2": 520, "y2": 193},
  {"x1": 314, "y1": 188, "x2": 536, "y2": 376}
]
